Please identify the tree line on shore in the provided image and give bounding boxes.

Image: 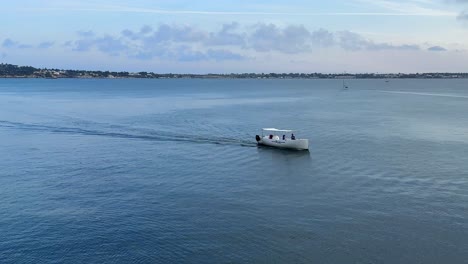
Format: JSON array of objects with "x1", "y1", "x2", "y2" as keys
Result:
[{"x1": 1, "y1": 63, "x2": 467, "y2": 79}]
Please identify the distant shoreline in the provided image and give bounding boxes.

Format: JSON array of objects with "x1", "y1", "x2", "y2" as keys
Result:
[
  {"x1": 2, "y1": 76, "x2": 468, "y2": 80},
  {"x1": 1, "y1": 63, "x2": 467, "y2": 79}
]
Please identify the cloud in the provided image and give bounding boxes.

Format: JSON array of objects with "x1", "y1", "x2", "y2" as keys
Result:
[
  {"x1": 63, "y1": 41, "x2": 73, "y2": 47},
  {"x1": 457, "y1": 10, "x2": 468, "y2": 20},
  {"x1": 172, "y1": 46, "x2": 245, "y2": 62},
  {"x1": 69, "y1": 24, "x2": 247, "y2": 61},
  {"x1": 2, "y1": 39, "x2": 18, "y2": 48},
  {"x1": 311, "y1": 29, "x2": 335, "y2": 47},
  {"x1": 245, "y1": 25, "x2": 419, "y2": 53},
  {"x1": 72, "y1": 39, "x2": 93, "y2": 52},
  {"x1": 71, "y1": 34, "x2": 128, "y2": 56},
  {"x1": 93, "y1": 36, "x2": 128, "y2": 56},
  {"x1": 64, "y1": 23, "x2": 429, "y2": 62},
  {"x1": 38, "y1": 41, "x2": 54, "y2": 49},
  {"x1": 205, "y1": 22, "x2": 245, "y2": 46},
  {"x1": 2, "y1": 38, "x2": 33, "y2": 49},
  {"x1": 174, "y1": 46, "x2": 207, "y2": 61},
  {"x1": 139, "y1": 25, "x2": 153, "y2": 35},
  {"x1": 337, "y1": 31, "x2": 420, "y2": 51},
  {"x1": 428, "y1": 46, "x2": 447, "y2": 51},
  {"x1": 248, "y1": 23, "x2": 312, "y2": 53},
  {"x1": 206, "y1": 49, "x2": 245, "y2": 61},
  {"x1": 71, "y1": 30, "x2": 128, "y2": 55},
  {"x1": 152, "y1": 24, "x2": 207, "y2": 43},
  {"x1": 122, "y1": 26, "x2": 152, "y2": 40},
  {"x1": 18, "y1": 44, "x2": 33, "y2": 49},
  {"x1": 337, "y1": 31, "x2": 368, "y2": 51},
  {"x1": 77, "y1": 30, "x2": 95, "y2": 37},
  {"x1": 137, "y1": 45, "x2": 246, "y2": 62},
  {"x1": 444, "y1": 0, "x2": 468, "y2": 22},
  {"x1": 121, "y1": 24, "x2": 208, "y2": 44}
]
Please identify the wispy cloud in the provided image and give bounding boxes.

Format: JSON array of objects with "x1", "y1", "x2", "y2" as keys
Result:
[
  {"x1": 356, "y1": 0, "x2": 457, "y2": 16},
  {"x1": 16, "y1": 3, "x2": 457, "y2": 17},
  {"x1": 445, "y1": 0, "x2": 468, "y2": 4}
]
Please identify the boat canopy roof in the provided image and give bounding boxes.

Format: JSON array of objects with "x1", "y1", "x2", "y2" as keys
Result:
[{"x1": 262, "y1": 128, "x2": 294, "y2": 133}]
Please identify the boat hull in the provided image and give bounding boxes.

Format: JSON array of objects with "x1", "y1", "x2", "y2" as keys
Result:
[{"x1": 257, "y1": 137, "x2": 309, "y2": 150}]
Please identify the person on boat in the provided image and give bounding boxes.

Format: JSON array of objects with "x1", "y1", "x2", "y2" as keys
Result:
[
  {"x1": 269, "y1": 134, "x2": 273, "y2": 139},
  {"x1": 291, "y1": 133, "x2": 295, "y2": 140},
  {"x1": 282, "y1": 135, "x2": 285, "y2": 140}
]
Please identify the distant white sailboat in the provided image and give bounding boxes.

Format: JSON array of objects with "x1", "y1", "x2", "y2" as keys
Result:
[{"x1": 342, "y1": 80, "x2": 349, "y2": 89}]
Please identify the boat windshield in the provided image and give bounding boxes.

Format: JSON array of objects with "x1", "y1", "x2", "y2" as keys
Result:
[{"x1": 262, "y1": 128, "x2": 294, "y2": 133}]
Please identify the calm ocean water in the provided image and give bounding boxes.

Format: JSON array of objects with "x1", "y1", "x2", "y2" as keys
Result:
[{"x1": 0, "y1": 78, "x2": 467, "y2": 263}]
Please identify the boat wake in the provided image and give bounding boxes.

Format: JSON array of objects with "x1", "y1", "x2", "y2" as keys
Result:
[
  {"x1": 0, "y1": 120, "x2": 257, "y2": 148},
  {"x1": 378, "y1": 90, "x2": 468, "y2": 99}
]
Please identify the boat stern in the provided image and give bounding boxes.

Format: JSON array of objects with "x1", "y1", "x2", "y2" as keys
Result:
[
  {"x1": 255, "y1": 135, "x2": 261, "y2": 142},
  {"x1": 297, "y1": 139, "x2": 309, "y2": 150}
]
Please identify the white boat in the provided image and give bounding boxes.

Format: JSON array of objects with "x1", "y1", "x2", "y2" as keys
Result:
[{"x1": 255, "y1": 128, "x2": 309, "y2": 150}]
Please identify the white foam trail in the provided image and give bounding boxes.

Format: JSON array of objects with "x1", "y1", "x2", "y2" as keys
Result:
[{"x1": 379, "y1": 91, "x2": 468, "y2": 99}]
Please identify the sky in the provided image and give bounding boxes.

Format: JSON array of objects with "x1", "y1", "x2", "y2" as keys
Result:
[{"x1": 1, "y1": 0, "x2": 468, "y2": 73}]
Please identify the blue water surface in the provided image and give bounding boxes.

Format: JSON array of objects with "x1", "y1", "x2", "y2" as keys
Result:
[{"x1": 0, "y1": 78, "x2": 467, "y2": 263}]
